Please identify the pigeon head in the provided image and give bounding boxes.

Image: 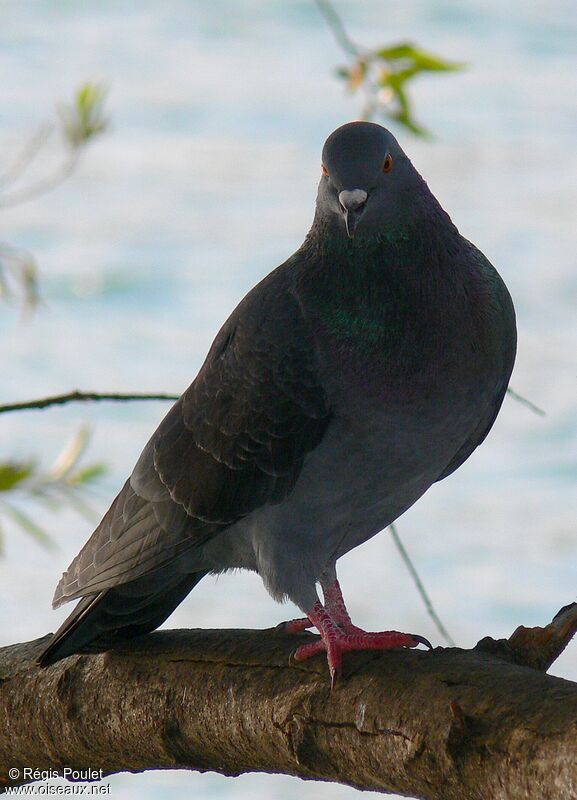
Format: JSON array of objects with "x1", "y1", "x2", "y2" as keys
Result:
[{"x1": 317, "y1": 121, "x2": 425, "y2": 241}]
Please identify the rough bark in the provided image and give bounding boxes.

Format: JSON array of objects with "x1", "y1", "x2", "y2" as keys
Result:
[{"x1": 1, "y1": 605, "x2": 577, "y2": 799}]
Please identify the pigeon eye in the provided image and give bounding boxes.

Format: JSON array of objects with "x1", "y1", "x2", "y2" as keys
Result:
[
  {"x1": 321, "y1": 164, "x2": 329, "y2": 177},
  {"x1": 383, "y1": 153, "x2": 393, "y2": 173}
]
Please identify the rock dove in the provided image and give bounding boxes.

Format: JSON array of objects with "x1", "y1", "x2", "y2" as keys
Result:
[{"x1": 39, "y1": 121, "x2": 516, "y2": 682}]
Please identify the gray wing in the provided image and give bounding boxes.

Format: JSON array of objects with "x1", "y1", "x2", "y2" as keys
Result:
[
  {"x1": 54, "y1": 278, "x2": 331, "y2": 607},
  {"x1": 435, "y1": 383, "x2": 509, "y2": 482},
  {"x1": 436, "y1": 244, "x2": 516, "y2": 483}
]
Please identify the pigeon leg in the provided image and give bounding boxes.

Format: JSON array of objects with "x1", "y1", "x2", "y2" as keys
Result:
[
  {"x1": 293, "y1": 586, "x2": 431, "y2": 685},
  {"x1": 322, "y1": 579, "x2": 360, "y2": 632},
  {"x1": 277, "y1": 581, "x2": 413, "y2": 635},
  {"x1": 321, "y1": 578, "x2": 378, "y2": 634},
  {"x1": 275, "y1": 567, "x2": 339, "y2": 634}
]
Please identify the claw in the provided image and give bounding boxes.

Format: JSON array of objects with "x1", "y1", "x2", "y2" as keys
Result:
[
  {"x1": 412, "y1": 634, "x2": 433, "y2": 650},
  {"x1": 329, "y1": 663, "x2": 341, "y2": 689}
]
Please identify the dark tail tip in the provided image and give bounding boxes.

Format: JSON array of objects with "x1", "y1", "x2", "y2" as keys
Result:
[
  {"x1": 37, "y1": 593, "x2": 104, "y2": 667},
  {"x1": 37, "y1": 643, "x2": 68, "y2": 668},
  {"x1": 37, "y1": 569, "x2": 208, "y2": 667}
]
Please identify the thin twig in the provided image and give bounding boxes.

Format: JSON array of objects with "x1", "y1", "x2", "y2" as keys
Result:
[
  {"x1": 313, "y1": 0, "x2": 389, "y2": 123},
  {"x1": 0, "y1": 391, "x2": 179, "y2": 415},
  {"x1": 0, "y1": 152, "x2": 81, "y2": 209},
  {"x1": 389, "y1": 522, "x2": 456, "y2": 646},
  {"x1": 0, "y1": 123, "x2": 55, "y2": 189},
  {"x1": 314, "y1": 0, "x2": 361, "y2": 56},
  {"x1": 506, "y1": 388, "x2": 545, "y2": 417}
]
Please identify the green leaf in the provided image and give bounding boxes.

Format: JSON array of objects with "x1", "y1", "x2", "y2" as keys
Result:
[
  {"x1": 58, "y1": 82, "x2": 109, "y2": 149},
  {"x1": 19, "y1": 257, "x2": 41, "y2": 311},
  {"x1": 0, "y1": 462, "x2": 35, "y2": 492},
  {"x1": 55, "y1": 485, "x2": 100, "y2": 523},
  {"x1": 0, "y1": 501, "x2": 56, "y2": 549},
  {"x1": 392, "y1": 87, "x2": 429, "y2": 136},
  {"x1": 0, "y1": 245, "x2": 41, "y2": 312},
  {"x1": 379, "y1": 67, "x2": 420, "y2": 91},
  {"x1": 67, "y1": 462, "x2": 107, "y2": 486},
  {"x1": 0, "y1": 427, "x2": 108, "y2": 555},
  {"x1": 376, "y1": 42, "x2": 465, "y2": 72},
  {"x1": 373, "y1": 71, "x2": 431, "y2": 138},
  {"x1": 29, "y1": 487, "x2": 62, "y2": 513},
  {"x1": 389, "y1": 107, "x2": 430, "y2": 138}
]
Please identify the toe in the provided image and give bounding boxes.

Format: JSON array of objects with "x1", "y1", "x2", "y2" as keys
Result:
[
  {"x1": 293, "y1": 640, "x2": 326, "y2": 662},
  {"x1": 275, "y1": 617, "x2": 313, "y2": 634}
]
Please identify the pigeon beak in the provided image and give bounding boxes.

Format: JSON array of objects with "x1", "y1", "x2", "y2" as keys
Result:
[{"x1": 338, "y1": 189, "x2": 368, "y2": 239}]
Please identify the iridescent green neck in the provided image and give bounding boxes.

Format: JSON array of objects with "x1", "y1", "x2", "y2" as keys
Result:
[{"x1": 294, "y1": 207, "x2": 459, "y2": 365}]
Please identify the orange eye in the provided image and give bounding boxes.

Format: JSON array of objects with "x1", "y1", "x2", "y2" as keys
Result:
[
  {"x1": 383, "y1": 153, "x2": 393, "y2": 173},
  {"x1": 321, "y1": 163, "x2": 329, "y2": 177}
]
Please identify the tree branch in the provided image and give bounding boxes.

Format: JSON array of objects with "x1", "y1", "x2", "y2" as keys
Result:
[
  {"x1": 0, "y1": 391, "x2": 179, "y2": 415},
  {"x1": 0, "y1": 386, "x2": 543, "y2": 417},
  {"x1": 1, "y1": 606, "x2": 577, "y2": 797}
]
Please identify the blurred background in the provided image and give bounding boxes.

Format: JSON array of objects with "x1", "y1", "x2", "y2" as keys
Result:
[{"x1": 0, "y1": 1, "x2": 576, "y2": 798}]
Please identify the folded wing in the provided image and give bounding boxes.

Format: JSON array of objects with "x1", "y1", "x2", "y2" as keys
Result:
[{"x1": 53, "y1": 279, "x2": 331, "y2": 607}]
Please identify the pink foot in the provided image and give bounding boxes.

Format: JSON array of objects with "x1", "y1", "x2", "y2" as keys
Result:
[
  {"x1": 293, "y1": 602, "x2": 429, "y2": 685},
  {"x1": 291, "y1": 584, "x2": 432, "y2": 686}
]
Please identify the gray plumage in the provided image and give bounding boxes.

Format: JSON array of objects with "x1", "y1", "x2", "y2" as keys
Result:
[{"x1": 39, "y1": 122, "x2": 516, "y2": 667}]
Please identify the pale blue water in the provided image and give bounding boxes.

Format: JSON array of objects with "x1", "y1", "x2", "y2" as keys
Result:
[{"x1": 1, "y1": 2, "x2": 576, "y2": 799}]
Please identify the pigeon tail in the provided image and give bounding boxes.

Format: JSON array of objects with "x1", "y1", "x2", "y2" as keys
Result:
[{"x1": 38, "y1": 568, "x2": 208, "y2": 667}]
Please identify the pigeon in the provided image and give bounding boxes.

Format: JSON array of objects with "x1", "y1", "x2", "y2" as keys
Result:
[{"x1": 39, "y1": 121, "x2": 516, "y2": 682}]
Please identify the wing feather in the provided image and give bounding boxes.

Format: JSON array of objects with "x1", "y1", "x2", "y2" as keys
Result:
[{"x1": 53, "y1": 276, "x2": 331, "y2": 606}]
